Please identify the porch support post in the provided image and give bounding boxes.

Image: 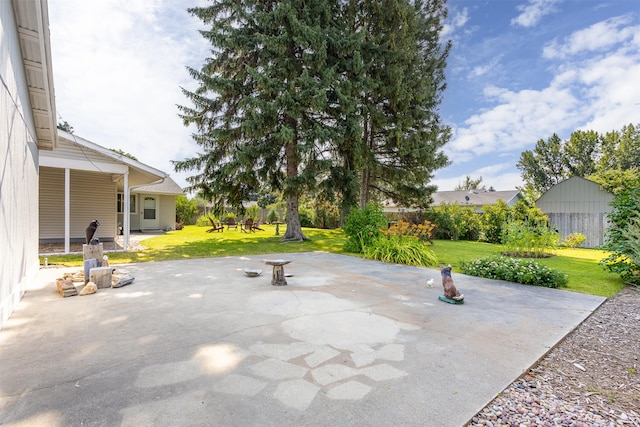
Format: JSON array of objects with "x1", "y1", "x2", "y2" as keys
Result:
[
  {"x1": 123, "y1": 172, "x2": 130, "y2": 251},
  {"x1": 64, "y1": 168, "x2": 70, "y2": 254}
]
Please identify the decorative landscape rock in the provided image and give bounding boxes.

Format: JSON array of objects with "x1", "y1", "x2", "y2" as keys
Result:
[
  {"x1": 83, "y1": 258, "x2": 99, "y2": 283},
  {"x1": 63, "y1": 271, "x2": 86, "y2": 283},
  {"x1": 79, "y1": 282, "x2": 97, "y2": 296},
  {"x1": 55, "y1": 267, "x2": 135, "y2": 297},
  {"x1": 89, "y1": 266, "x2": 113, "y2": 289},
  {"x1": 82, "y1": 244, "x2": 103, "y2": 266},
  {"x1": 112, "y1": 269, "x2": 135, "y2": 288},
  {"x1": 56, "y1": 278, "x2": 77, "y2": 297}
]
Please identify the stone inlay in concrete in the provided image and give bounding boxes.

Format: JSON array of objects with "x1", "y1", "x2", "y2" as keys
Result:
[
  {"x1": 248, "y1": 358, "x2": 308, "y2": 380},
  {"x1": 311, "y1": 363, "x2": 359, "y2": 386},
  {"x1": 211, "y1": 374, "x2": 267, "y2": 396},
  {"x1": 249, "y1": 342, "x2": 317, "y2": 361},
  {"x1": 305, "y1": 347, "x2": 341, "y2": 367},
  {"x1": 273, "y1": 379, "x2": 320, "y2": 411},
  {"x1": 360, "y1": 363, "x2": 408, "y2": 381},
  {"x1": 326, "y1": 380, "x2": 372, "y2": 400}
]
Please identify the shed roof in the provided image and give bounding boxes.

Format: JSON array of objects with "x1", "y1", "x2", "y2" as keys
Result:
[
  {"x1": 536, "y1": 176, "x2": 614, "y2": 206},
  {"x1": 536, "y1": 176, "x2": 614, "y2": 205}
]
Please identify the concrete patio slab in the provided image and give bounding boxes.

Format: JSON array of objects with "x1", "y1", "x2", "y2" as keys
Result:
[{"x1": 0, "y1": 253, "x2": 605, "y2": 426}]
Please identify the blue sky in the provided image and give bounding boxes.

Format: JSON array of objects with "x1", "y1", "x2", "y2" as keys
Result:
[
  {"x1": 438, "y1": 0, "x2": 640, "y2": 190},
  {"x1": 47, "y1": 0, "x2": 640, "y2": 192}
]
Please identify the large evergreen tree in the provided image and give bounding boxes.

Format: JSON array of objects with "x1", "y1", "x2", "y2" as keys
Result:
[
  {"x1": 175, "y1": 0, "x2": 340, "y2": 241},
  {"x1": 354, "y1": 0, "x2": 451, "y2": 209},
  {"x1": 175, "y1": 0, "x2": 451, "y2": 235}
]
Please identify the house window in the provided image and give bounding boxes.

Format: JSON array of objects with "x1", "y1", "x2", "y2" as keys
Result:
[{"x1": 117, "y1": 194, "x2": 137, "y2": 214}]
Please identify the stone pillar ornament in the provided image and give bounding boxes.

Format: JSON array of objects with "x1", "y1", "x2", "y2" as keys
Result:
[{"x1": 264, "y1": 259, "x2": 291, "y2": 286}]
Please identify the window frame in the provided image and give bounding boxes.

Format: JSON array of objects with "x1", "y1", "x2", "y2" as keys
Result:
[{"x1": 117, "y1": 193, "x2": 137, "y2": 214}]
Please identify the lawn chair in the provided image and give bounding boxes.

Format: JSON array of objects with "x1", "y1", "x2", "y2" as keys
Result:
[
  {"x1": 206, "y1": 217, "x2": 224, "y2": 233},
  {"x1": 242, "y1": 218, "x2": 255, "y2": 233},
  {"x1": 251, "y1": 220, "x2": 265, "y2": 231},
  {"x1": 226, "y1": 217, "x2": 238, "y2": 230}
]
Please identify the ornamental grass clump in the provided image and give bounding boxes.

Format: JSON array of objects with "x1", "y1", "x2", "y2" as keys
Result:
[
  {"x1": 364, "y1": 236, "x2": 437, "y2": 267},
  {"x1": 362, "y1": 220, "x2": 438, "y2": 267},
  {"x1": 460, "y1": 255, "x2": 568, "y2": 288}
]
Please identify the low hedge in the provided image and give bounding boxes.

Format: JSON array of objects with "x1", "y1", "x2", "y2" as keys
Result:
[{"x1": 460, "y1": 255, "x2": 568, "y2": 288}]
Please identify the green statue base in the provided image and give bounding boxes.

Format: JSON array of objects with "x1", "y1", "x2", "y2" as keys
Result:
[{"x1": 438, "y1": 295, "x2": 464, "y2": 304}]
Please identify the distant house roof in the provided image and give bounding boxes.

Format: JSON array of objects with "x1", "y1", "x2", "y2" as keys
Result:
[
  {"x1": 431, "y1": 190, "x2": 521, "y2": 208},
  {"x1": 134, "y1": 177, "x2": 184, "y2": 196},
  {"x1": 383, "y1": 189, "x2": 521, "y2": 213}
]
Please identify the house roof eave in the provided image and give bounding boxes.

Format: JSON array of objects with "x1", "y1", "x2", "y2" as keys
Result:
[
  {"x1": 57, "y1": 130, "x2": 168, "y2": 181},
  {"x1": 13, "y1": 0, "x2": 57, "y2": 151}
]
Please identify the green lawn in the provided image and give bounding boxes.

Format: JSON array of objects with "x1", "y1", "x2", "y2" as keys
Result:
[
  {"x1": 45, "y1": 224, "x2": 347, "y2": 265},
  {"x1": 44, "y1": 225, "x2": 625, "y2": 297},
  {"x1": 427, "y1": 240, "x2": 624, "y2": 297}
]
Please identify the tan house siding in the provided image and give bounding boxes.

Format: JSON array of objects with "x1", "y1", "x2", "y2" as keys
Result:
[
  {"x1": 39, "y1": 167, "x2": 117, "y2": 241},
  {"x1": 40, "y1": 137, "x2": 106, "y2": 163},
  {"x1": 39, "y1": 166, "x2": 65, "y2": 237},
  {"x1": 536, "y1": 177, "x2": 614, "y2": 248},
  {"x1": 158, "y1": 194, "x2": 177, "y2": 229},
  {"x1": 118, "y1": 194, "x2": 177, "y2": 231}
]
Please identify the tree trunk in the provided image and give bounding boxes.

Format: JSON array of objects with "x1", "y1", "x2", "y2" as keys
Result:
[
  {"x1": 283, "y1": 193, "x2": 306, "y2": 241},
  {"x1": 282, "y1": 134, "x2": 307, "y2": 241},
  {"x1": 359, "y1": 116, "x2": 372, "y2": 208},
  {"x1": 359, "y1": 168, "x2": 370, "y2": 208}
]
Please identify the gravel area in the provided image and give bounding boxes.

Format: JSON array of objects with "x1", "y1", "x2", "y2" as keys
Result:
[{"x1": 468, "y1": 286, "x2": 640, "y2": 427}]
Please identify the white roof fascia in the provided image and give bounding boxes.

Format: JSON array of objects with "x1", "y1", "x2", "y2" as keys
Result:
[
  {"x1": 13, "y1": 0, "x2": 58, "y2": 150},
  {"x1": 506, "y1": 193, "x2": 521, "y2": 205},
  {"x1": 57, "y1": 130, "x2": 168, "y2": 179},
  {"x1": 39, "y1": 155, "x2": 128, "y2": 173},
  {"x1": 36, "y1": 0, "x2": 56, "y2": 148}
]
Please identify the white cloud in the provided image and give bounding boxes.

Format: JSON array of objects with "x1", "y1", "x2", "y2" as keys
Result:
[
  {"x1": 449, "y1": 84, "x2": 580, "y2": 156},
  {"x1": 543, "y1": 15, "x2": 637, "y2": 59},
  {"x1": 49, "y1": 0, "x2": 210, "y2": 188},
  {"x1": 442, "y1": 7, "x2": 469, "y2": 38},
  {"x1": 468, "y1": 55, "x2": 503, "y2": 79},
  {"x1": 578, "y1": 54, "x2": 640, "y2": 132},
  {"x1": 511, "y1": 0, "x2": 560, "y2": 28},
  {"x1": 448, "y1": 13, "x2": 640, "y2": 165},
  {"x1": 432, "y1": 164, "x2": 524, "y2": 191}
]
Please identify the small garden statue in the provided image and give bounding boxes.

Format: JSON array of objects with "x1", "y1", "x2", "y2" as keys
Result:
[
  {"x1": 439, "y1": 264, "x2": 464, "y2": 304},
  {"x1": 85, "y1": 219, "x2": 100, "y2": 245}
]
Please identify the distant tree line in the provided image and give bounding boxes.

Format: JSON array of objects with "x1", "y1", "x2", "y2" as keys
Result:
[{"x1": 517, "y1": 123, "x2": 640, "y2": 196}]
